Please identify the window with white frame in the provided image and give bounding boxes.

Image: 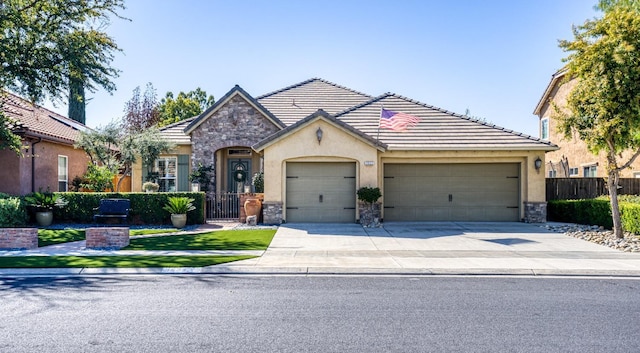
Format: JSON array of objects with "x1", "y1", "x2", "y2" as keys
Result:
[
  {"x1": 548, "y1": 170, "x2": 557, "y2": 178},
  {"x1": 156, "y1": 157, "x2": 177, "y2": 192},
  {"x1": 634, "y1": 172, "x2": 640, "y2": 178},
  {"x1": 58, "y1": 155, "x2": 68, "y2": 191},
  {"x1": 583, "y1": 165, "x2": 597, "y2": 177},
  {"x1": 569, "y1": 167, "x2": 579, "y2": 176},
  {"x1": 541, "y1": 118, "x2": 549, "y2": 140}
]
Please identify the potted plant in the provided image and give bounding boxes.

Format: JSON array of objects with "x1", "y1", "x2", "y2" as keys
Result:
[
  {"x1": 143, "y1": 181, "x2": 159, "y2": 193},
  {"x1": 163, "y1": 196, "x2": 195, "y2": 228},
  {"x1": 357, "y1": 186, "x2": 382, "y2": 228},
  {"x1": 24, "y1": 191, "x2": 68, "y2": 227}
]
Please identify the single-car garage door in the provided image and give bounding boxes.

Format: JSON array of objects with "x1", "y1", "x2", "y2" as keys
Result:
[
  {"x1": 384, "y1": 163, "x2": 520, "y2": 221},
  {"x1": 286, "y1": 162, "x2": 356, "y2": 223}
]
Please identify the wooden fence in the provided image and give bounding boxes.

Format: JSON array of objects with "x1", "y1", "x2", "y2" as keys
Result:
[{"x1": 546, "y1": 178, "x2": 640, "y2": 200}]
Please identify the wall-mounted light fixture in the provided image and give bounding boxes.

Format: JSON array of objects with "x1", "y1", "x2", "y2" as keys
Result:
[
  {"x1": 316, "y1": 127, "x2": 323, "y2": 144},
  {"x1": 534, "y1": 157, "x2": 542, "y2": 171}
]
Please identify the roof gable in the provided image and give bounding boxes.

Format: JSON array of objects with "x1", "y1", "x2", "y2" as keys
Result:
[
  {"x1": 252, "y1": 109, "x2": 387, "y2": 152},
  {"x1": 336, "y1": 94, "x2": 558, "y2": 151},
  {"x1": 159, "y1": 117, "x2": 195, "y2": 145},
  {"x1": 256, "y1": 78, "x2": 372, "y2": 126},
  {"x1": 533, "y1": 68, "x2": 568, "y2": 116},
  {"x1": 1, "y1": 92, "x2": 90, "y2": 144},
  {"x1": 184, "y1": 85, "x2": 285, "y2": 134}
]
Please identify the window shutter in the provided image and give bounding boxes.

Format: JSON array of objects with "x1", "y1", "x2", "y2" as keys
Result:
[{"x1": 177, "y1": 155, "x2": 190, "y2": 191}]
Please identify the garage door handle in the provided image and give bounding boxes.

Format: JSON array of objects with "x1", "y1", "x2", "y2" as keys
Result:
[
  {"x1": 449, "y1": 194, "x2": 452, "y2": 202},
  {"x1": 319, "y1": 194, "x2": 323, "y2": 203}
]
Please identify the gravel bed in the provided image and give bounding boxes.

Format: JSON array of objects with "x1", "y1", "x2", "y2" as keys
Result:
[{"x1": 543, "y1": 223, "x2": 640, "y2": 253}]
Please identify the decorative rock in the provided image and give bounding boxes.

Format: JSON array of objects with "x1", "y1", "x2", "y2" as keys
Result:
[
  {"x1": 543, "y1": 223, "x2": 640, "y2": 252},
  {"x1": 246, "y1": 215, "x2": 257, "y2": 226}
]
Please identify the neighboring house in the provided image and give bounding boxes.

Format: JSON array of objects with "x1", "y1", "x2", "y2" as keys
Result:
[
  {"x1": 0, "y1": 92, "x2": 90, "y2": 195},
  {"x1": 534, "y1": 69, "x2": 640, "y2": 178},
  {"x1": 141, "y1": 78, "x2": 556, "y2": 223}
]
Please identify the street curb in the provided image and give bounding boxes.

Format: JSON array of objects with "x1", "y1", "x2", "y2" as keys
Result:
[{"x1": 2, "y1": 266, "x2": 640, "y2": 278}]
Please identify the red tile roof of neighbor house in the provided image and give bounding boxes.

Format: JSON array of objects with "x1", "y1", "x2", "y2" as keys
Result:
[{"x1": 1, "y1": 92, "x2": 90, "y2": 144}]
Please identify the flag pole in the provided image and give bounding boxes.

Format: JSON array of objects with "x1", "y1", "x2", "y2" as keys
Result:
[{"x1": 376, "y1": 105, "x2": 383, "y2": 145}]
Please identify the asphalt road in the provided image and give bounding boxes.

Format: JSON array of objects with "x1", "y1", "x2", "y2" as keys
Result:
[{"x1": 1, "y1": 275, "x2": 639, "y2": 353}]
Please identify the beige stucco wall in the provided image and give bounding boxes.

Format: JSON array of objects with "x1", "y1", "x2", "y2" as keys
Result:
[
  {"x1": 261, "y1": 117, "x2": 547, "y2": 221},
  {"x1": 131, "y1": 144, "x2": 192, "y2": 192},
  {"x1": 261, "y1": 119, "x2": 379, "y2": 203},
  {"x1": 540, "y1": 77, "x2": 640, "y2": 178}
]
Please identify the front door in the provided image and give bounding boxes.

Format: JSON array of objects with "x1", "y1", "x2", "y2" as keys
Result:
[{"x1": 228, "y1": 159, "x2": 251, "y2": 193}]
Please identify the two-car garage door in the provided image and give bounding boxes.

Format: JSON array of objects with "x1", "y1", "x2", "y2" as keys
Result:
[
  {"x1": 285, "y1": 162, "x2": 520, "y2": 223},
  {"x1": 383, "y1": 163, "x2": 520, "y2": 222}
]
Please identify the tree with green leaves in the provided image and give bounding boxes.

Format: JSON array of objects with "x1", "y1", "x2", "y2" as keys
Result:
[
  {"x1": 557, "y1": 0, "x2": 640, "y2": 238},
  {"x1": 75, "y1": 121, "x2": 174, "y2": 192},
  {"x1": 157, "y1": 88, "x2": 215, "y2": 127},
  {"x1": 0, "y1": 0, "x2": 125, "y2": 151},
  {"x1": 65, "y1": 28, "x2": 121, "y2": 124}
]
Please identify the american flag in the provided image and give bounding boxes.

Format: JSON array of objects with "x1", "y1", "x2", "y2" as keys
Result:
[{"x1": 379, "y1": 108, "x2": 420, "y2": 131}]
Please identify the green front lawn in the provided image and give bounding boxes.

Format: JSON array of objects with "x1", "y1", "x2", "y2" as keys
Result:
[
  {"x1": 125, "y1": 229, "x2": 277, "y2": 251},
  {"x1": 38, "y1": 229, "x2": 84, "y2": 247},
  {"x1": 0, "y1": 255, "x2": 255, "y2": 268}
]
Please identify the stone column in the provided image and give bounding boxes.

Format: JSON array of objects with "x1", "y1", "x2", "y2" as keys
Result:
[{"x1": 524, "y1": 202, "x2": 547, "y2": 223}]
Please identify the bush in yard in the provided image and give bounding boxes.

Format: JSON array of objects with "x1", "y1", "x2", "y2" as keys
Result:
[
  {"x1": 547, "y1": 199, "x2": 612, "y2": 229},
  {"x1": 0, "y1": 197, "x2": 27, "y2": 227},
  {"x1": 620, "y1": 202, "x2": 640, "y2": 234},
  {"x1": 54, "y1": 192, "x2": 205, "y2": 225}
]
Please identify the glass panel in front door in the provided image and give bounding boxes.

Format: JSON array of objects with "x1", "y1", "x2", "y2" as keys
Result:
[{"x1": 228, "y1": 159, "x2": 251, "y2": 192}]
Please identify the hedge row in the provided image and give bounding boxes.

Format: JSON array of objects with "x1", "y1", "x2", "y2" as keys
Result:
[
  {"x1": 53, "y1": 192, "x2": 205, "y2": 225},
  {"x1": 547, "y1": 199, "x2": 640, "y2": 233}
]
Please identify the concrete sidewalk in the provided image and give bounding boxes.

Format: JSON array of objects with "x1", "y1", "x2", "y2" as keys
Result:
[{"x1": 2, "y1": 222, "x2": 640, "y2": 277}]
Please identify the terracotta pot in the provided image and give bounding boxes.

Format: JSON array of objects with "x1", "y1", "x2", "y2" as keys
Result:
[
  {"x1": 170, "y1": 214, "x2": 187, "y2": 228},
  {"x1": 35, "y1": 211, "x2": 53, "y2": 227},
  {"x1": 244, "y1": 198, "x2": 262, "y2": 218}
]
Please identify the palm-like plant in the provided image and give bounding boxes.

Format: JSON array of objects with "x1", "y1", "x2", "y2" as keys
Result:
[{"x1": 162, "y1": 197, "x2": 195, "y2": 214}]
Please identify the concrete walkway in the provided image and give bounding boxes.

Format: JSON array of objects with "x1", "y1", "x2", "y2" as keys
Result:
[{"x1": 2, "y1": 222, "x2": 640, "y2": 276}]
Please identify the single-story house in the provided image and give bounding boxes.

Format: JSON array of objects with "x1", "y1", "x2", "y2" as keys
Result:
[
  {"x1": 135, "y1": 78, "x2": 557, "y2": 223},
  {"x1": 0, "y1": 92, "x2": 90, "y2": 195}
]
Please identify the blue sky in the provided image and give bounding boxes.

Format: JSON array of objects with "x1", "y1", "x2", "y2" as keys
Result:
[{"x1": 46, "y1": 0, "x2": 598, "y2": 137}]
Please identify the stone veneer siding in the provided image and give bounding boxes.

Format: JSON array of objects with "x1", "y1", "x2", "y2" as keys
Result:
[
  {"x1": 358, "y1": 202, "x2": 381, "y2": 228},
  {"x1": 86, "y1": 227, "x2": 130, "y2": 249},
  {"x1": 190, "y1": 95, "x2": 282, "y2": 192},
  {"x1": 262, "y1": 201, "x2": 283, "y2": 225},
  {"x1": 524, "y1": 202, "x2": 547, "y2": 223},
  {"x1": 0, "y1": 228, "x2": 38, "y2": 250}
]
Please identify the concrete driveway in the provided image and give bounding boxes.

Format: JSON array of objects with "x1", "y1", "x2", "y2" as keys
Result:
[{"x1": 229, "y1": 222, "x2": 640, "y2": 276}]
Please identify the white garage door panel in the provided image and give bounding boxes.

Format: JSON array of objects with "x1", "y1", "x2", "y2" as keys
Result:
[
  {"x1": 286, "y1": 162, "x2": 356, "y2": 223},
  {"x1": 384, "y1": 163, "x2": 520, "y2": 222}
]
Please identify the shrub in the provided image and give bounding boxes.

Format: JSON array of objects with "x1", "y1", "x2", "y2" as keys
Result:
[
  {"x1": 54, "y1": 192, "x2": 205, "y2": 225},
  {"x1": 142, "y1": 182, "x2": 159, "y2": 192},
  {"x1": 547, "y1": 199, "x2": 612, "y2": 229},
  {"x1": 163, "y1": 197, "x2": 196, "y2": 214},
  {"x1": 357, "y1": 187, "x2": 382, "y2": 204},
  {"x1": 0, "y1": 197, "x2": 27, "y2": 227},
  {"x1": 252, "y1": 172, "x2": 264, "y2": 193},
  {"x1": 620, "y1": 202, "x2": 640, "y2": 234}
]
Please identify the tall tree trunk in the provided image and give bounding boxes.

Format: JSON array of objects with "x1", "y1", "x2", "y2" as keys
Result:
[
  {"x1": 606, "y1": 152, "x2": 624, "y2": 239},
  {"x1": 68, "y1": 77, "x2": 86, "y2": 124}
]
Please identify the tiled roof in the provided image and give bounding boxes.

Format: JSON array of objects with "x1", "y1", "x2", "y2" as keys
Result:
[
  {"x1": 256, "y1": 78, "x2": 372, "y2": 126},
  {"x1": 1, "y1": 92, "x2": 89, "y2": 144},
  {"x1": 159, "y1": 117, "x2": 195, "y2": 145},
  {"x1": 253, "y1": 109, "x2": 387, "y2": 152},
  {"x1": 336, "y1": 94, "x2": 558, "y2": 151},
  {"x1": 533, "y1": 67, "x2": 568, "y2": 116}
]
